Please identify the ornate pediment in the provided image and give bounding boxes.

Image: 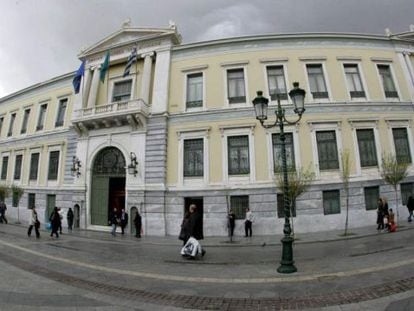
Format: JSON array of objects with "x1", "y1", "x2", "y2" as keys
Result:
[{"x1": 79, "y1": 26, "x2": 181, "y2": 58}]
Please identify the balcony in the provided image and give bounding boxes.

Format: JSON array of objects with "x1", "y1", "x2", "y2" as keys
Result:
[{"x1": 72, "y1": 99, "x2": 149, "y2": 135}]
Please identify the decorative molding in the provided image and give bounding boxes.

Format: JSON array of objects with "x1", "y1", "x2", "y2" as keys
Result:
[
  {"x1": 38, "y1": 97, "x2": 51, "y2": 104},
  {"x1": 370, "y1": 57, "x2": 393, "y2": 63},
  {"x1": 384, "y1": 117, "x2": 412, "y2": 128},
  {"x1": 299, "y1": 56, "x2": 327, "y2": 61},
  {"x1": 220, "y1": 60, "x2": 249, "y2": 67},
  {"x1": 307, "y1": 120, "x2": 342, "y2": 132},
  {"x1": 259, "y1": 57, "x2": 289, "y2": 63},
  {"x1": 176, "y1": 126, "x2": 211, "y2": 139},
  {"x1": 336, "y1": 56, "x2": 362, "y2": 61},
  {"x1": 181, "y1": 64, "x2": 209, "y2": 72},
  {"x1": 219, "y1": 123, "x2": 256, "y2": 136},
  {"x1": 347, "y1": 117, "x2": 380, "y2": 129}
]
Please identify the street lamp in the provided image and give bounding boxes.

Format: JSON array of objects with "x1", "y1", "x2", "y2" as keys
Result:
[{"x1": 252, "y1": 82, "x2": 306, "y2": 274}]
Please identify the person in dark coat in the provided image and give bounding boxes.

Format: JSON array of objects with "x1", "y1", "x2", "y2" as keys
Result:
[
  {"x1": 49, "y1": 206, "x2": 61, "y2": 238},
  {"x1": 109, "y1": 208, "x2": 118, "y2": 236},
  {"x1": 133, "y1": 209, "x2": 142, "y2": 238},
  {"x1": 406, "y1": 195, "x2": 414, "y2": 222},
  {"x1": 120, "y1": 208, "x2": 128, "y2": 235},
  {"x1": 377, "y1": 198, "x2": 385, "y2": 230},
  {"x1": 228, "y1": 208, "x2": 236, "y2": 239},
  {"x1": 179, "y1": 211, "x2": 191, "y2": 245},
  {"x1": 188, "y1": 204, "x2": 203, "y2": 240},
  {"x1": 0, "y1": 201, "x2": 7, "y2": 224},
  {"x1": 67, "y1": 208, "x2": 74, "y2": 231}
]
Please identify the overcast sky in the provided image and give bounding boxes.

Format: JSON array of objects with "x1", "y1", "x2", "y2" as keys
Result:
[{"x1": 0, "y1": 0, "x2": 413, "y2": 98}]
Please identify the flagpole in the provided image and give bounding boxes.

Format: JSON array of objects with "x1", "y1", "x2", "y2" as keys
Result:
[{"x1": 81, "y1": 61, "x2": 85, "y2": 108}]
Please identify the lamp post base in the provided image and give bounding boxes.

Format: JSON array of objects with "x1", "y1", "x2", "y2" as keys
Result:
[{"x1": 277, "y1": 235, "x2": 297, "y2": 274}]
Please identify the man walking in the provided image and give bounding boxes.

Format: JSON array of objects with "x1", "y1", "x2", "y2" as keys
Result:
[
  {"x1": 67, "y1": 208, "x2": 74, "y2": 231},
  {"x1": 27, "y1": 207, "x2": 40, "y2": 238},
  {"x1": 109, "y1": 208, "x2": 118, "y2": 236},
  {"x1": 244, "y1": 208, "x2": 254, "y2": 237},
  {"x1": 120, "y1": 208, "x2": 128, "y2": 235},
  {"x1": 0, "y1": 201, "x2": 7, "y2": 224},
  {"x1": 133, "y1": 209, "x2": 142, "y2": 238}
]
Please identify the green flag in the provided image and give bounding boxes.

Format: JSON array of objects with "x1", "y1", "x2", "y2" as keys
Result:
[{"x1": 100, "y1": 51, "x2": 110, "y2": 83}]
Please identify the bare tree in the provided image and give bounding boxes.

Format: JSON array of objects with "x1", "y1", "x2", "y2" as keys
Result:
[
  {"x1": 341, "y1": 150, "x2": 351, "y2": 236},
  {"x1": 276, "y1": 166, "x2": 315, "y2": 237},
  {"x1": 11, "y1": 184, "x2": 24, "y2": 224},
  {"x1": 0, "y1": 185, "x2": 10, "y2": 202},
  {"x1": 381, "y1": 153, "x2": 409, "y2": 221}
]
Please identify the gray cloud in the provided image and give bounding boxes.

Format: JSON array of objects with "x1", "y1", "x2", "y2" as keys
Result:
[{"x1": 0, "y1": 0, "x2": 413, "y2": 97}]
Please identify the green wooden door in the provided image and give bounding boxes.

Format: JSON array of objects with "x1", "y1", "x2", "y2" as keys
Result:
[
  {"x1": 46, "y1": 194, "x2": 56, "y2": 222},
  {"x1": 91, "y1": 176, "x2": 109, "y2": 225}
]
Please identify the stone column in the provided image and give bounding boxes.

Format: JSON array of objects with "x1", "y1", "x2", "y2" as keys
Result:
[
  {"x1": 82, "y1": 68, "x2": 92, "y2": 107},
  {"x1": 140, "y1": 53, "x2": 153, "y2": 104},
  {"x1": 87, "y1": 66, "x2": 100, "y2": 108}
]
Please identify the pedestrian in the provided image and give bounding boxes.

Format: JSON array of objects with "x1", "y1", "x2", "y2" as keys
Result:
[
  {"x1": 244, "y1": 207, "x2": 253, "y2": 237},
  {"x1": 388, "y1": 208, "x2": 396, "y2": 232},
  {"x1": 120, "y1": 208, "x2": 128, "y2": 235},
  {"x1": 406, "y1": 195, "x2": 414, "y2": 222},
  {"x1": 27, "y1": 207, "x2": 40, "y2": 238},
  {"x1": 49, "y1": 206, "x2": 61, "y2": 238},
  {"x1": 133, "y1": 209, "x2": 142, "y2": 238},
  {"x1": 67, "y1": 208, "x2": 74, "y2": 231},
  {"x1": 377, "y1": 198, "x2": 385, "y2": 231},
  {"x1": 183, "y1": 204, "x2": 205, "y2": 259},
  {"x1": 179, "y1": 211, "x2": 190, "y2": 245},
  {"x1": 0, "y1": 200, "x2": 7, "y2": 224},
  {"x1": 228, "y1": 208, "x2": 236, "y2": 240},
  {"x1": 58, "y1": 208, "x2": 63, "y2": 234},
  {"x1": 109, "y1": 208, "x2": 118, "y2": 236}
]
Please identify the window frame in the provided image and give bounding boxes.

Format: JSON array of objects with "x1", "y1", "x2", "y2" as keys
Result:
[
  {"x1": 7, "y1": 112, "x2": 16, "y2": 137},
  {"x1": 375, "y1": 63, "x2": 400, "y2": 100},
  {"x1": 0, "y1": 116, "x2": 4, "y2": 137},
  {"x1": 230, "y1": 195, "x2": 249, "y2": 220},
  {"x1": 341, "y1": 62, "x2": 369, "y2": 101},
  {"x1": 13, "y1": 154, "x2": 23, "y2": 180},
  {"x1": 323, "y1": 190, "x2": 341, "y2": 215},
  {"x1": 264, "y1": 63, "x2": 290, "y2": 103},
  {"x1": 385, "y1": 119, "x2": 414, "y2": 170},
  {"x1": 28, "y1": 193, "x2": 36, "y2": 209},
  {"x1": 316, "y1": 130, "x2": 340, "y2": 171},
  {"x1": 222, "y1": 62, "x2": 249, "y2": 107},
  {"x1": 356, "y1": 128, "x2": 378, "y2": 168},
  {"x1": 364, "y1": 186, "x2": 380, "y2": 210},
  {"x1": 401, "y1": 182, "x2": 414, "y2": 205},
  {"x1": 304, "y1": 62, "x2": 332, "y2": 102},
  {"x1": 55, "y1": 98, "x2": 68, "y2": 127},
  {"x1": 29, "y1": 152, "x2": 40, "y2": 182},
  {"x1": 109, "y1": 77, "x2": 135, "y2": 103},
  {"x1": 36, "y1": 103, "x2": 48, "y2": 131},
  {"x1": 21, "y1": 108, "x2": 31, "y2": 134},
  {"x1": 184, "y1": 72, "x2": 205, "y2": 111},
  {"x1": 1, "y1": 155, "x2": 9, "y2": 180},
  {"x1": 392, "y1": 127, "x2": 412, "y2": 164},
  {"x1": 183, "y1": 138, "x2": 204, "y2": 178}
]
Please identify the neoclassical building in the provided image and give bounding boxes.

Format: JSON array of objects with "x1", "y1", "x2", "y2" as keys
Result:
[{"x1": 1, "y1": 23, "x2": 414, "y2": 236}]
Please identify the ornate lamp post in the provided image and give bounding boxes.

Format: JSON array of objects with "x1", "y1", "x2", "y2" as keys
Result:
[{"x1": 252, "y1": 82, "x2": 306, "y2": 273}]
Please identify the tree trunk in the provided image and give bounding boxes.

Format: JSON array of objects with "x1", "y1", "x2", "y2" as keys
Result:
[{"x1": 344, "y1": 190, "x2": 349, "y2": 235}]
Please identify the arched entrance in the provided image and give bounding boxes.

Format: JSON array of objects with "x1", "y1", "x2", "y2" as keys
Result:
[{"x1": 90, "y1": 147, "x2": 126, "y2": 226}]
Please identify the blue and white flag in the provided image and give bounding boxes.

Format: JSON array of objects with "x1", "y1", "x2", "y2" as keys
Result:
[
  {"x1": 123, "y1": 48, "x2": 137, "y2": 77},
  {"x1": 72, "y1": 61, "x2": 85, "y2": 94}
]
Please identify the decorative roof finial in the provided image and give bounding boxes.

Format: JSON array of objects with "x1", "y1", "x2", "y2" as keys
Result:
[
  {"x1": 410, "y1": 24, "x2": 414, "y2": 32},
  {"x1": 385, "y1": 28, "x2": 392, "y2": 36},
  {"x1": 122, "y1": 18, "x2": 132, "y2": 28},
  {"x1": 169, "y1": 20, "x2": 176, "y2": 29}
]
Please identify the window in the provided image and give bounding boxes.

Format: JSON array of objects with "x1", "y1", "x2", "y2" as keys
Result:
[
  {"x1": 37, "y1": 104, "x2": 47, "y2": 131},
  {"x1": 377, "y1": 65, "x2": 398, "y2": 98},
  {"x1": 1, "y1": 156, "x2": 8, "y2": 180},
  {"x1": 55, "y1": 98, "x2": 67, "y2": 127},
  {"x1": 364, "y1": 186, "x2": 379, "y2": 210},
  {"x1": 112, "y1": 80, "x2": 132, "y2": 102},
  {"x1": 306, "y1": 64, "x2": 328, "y2": 99},
  {"x1": 356, "y1": 129, "x2": 378, "y2": 167},
  {"x1": 392, "y1": 128, "x2": 411, "y2": 164},
  {"x1": 7, "y1": 113, "x2": 16, "y2": 137},
  {"x1": 28, "y1": 193, "x2": 36, "y2": 209},
  {"x1": 323, "y1": 190, "x2": 340, "y2": 215},
  {"x1": 230, "y1": 195, "x2": 248, "y2": 219},
  {"x1": 227, "y1": 69, "x2": 246, "y2": 104},
  {"x1": 29, "y1": 153, "x2": 40, "y2": 181},
  {"x1": 316, "y1": 131, "x2": 339, "y2": 170},
  {"x1": 186, "y1": 73, "x2": 203, "y2": 109},
  {"x1": 0, "y1": 117, "x2": 3, "y2": 136},
  {"x1": 277, "y1": 193, "x2": 296, "y2": 218},
  {"x1": 21, "y1": 109, "x2": 30, "y2": 134},
  {"x1": 272, "y1": 133, "x2": 295, "y2": 172},
  {"x1": 14, "y1": 155, "x2": 22, "y2": 180},
  {"x1": 344, "y1": 64, "x2": 365, "y2": 98},
  {"x1": 267, "y1": 66, "x2": 287, "y2": 100},
  {"x1": 228, "y1": 135, "x2": 250, "y2": 175},
  {"x1": 401, "y1": 183, "x2": 414, "y2": 205},
  {"x1": 183, "y1": 139, "x2": 203, "y2": 177},
  {"x1": 48, "y1": 151, "x2": 59, "y2": 180}
]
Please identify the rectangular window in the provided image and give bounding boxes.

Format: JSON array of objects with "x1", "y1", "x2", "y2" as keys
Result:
[
  {"x1": 48, "y1": 151, "x2": 59, "y2": 180},
  {"x1": 272, "y1": 133, "x2": 295, "y2": 172},
  {"x1": 112, "y1": 80, "x2": 132, "y2": 102},
  {"x1": 306, "y1": 64, "x2": 328, "y2": 99},
  {"x1": 186, "y1": 73, "x2": 203, "y2": 109},
  {"x1": 323, "y1": 190, "x2": 340, "y2": 215},
  {"x1": 28, "y1": 193, "x2": 36, "y2": 209},
  {"x1": 364, "y1": 186, "x2": 379, "y2": 210},
  {"x1": 228, "y1": 135, "x2": 250, "y2": 175},
  {"x1": 183, "y1": 138, "x2": 203, "y2": 177},
  {"x1": 227, "y1": 69, "x2": 246, "y2": 104},
  {"x1": 37, "y1": 104, "x2": 47, "y2": 131},
  {"x1": 377, "y1": 65, "x2": 398, "y2": 98},
  {"x1": 356, "y1": 129, "x2": 378, "y2": 167},
  {"x1": 14, "y1": 154, "x2": 22, "y2": 180},
  {"x1": 267, "y1": 66, "x2": 287, "y2": 100},
  {"x1": 316, "y1": 131, "x2": 339, "y2": 170},
  {"x1": 0, "y1": 117, "x2": 4, "y2": 136},
  {"x1": 344, "y1": 64, "x2": 365, "y2": 98},
  {"x1": 392, "y1": 128, "x2": 411, "y2": 164},
  {"x1": 277, "y1": 193, "x2": 296, "y2": 218},
  {"x1": 55, "y1": 98, "x2": 67, "y2": 127},
  {"x1": 21, "y1": 109, "x2": 30, "y2": 134},
  {"x1": 29, "y1": 153, "x2": 40, "y2": 181},
  {"x1": 8, "y1": 113, "x2": 16, "y2": 137},
  {"x1": 230, "y1": 195, "x2": 248, "y2": 220},
  {"x1": 1, "y1": 156, "x2": 8, "y2": 180},
  {"x1": 401, "y1": 182, "x2": 414, "y2": 205}
]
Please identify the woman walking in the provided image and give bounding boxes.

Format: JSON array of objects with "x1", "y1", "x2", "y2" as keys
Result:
[
  {"x1": 27, "y1": 207, "x2": 40, "y2": 238},
  {"x1": 49, "y1": 206, "x2": 61, "y2": 238},
  {"x1": 377, "y1": 198, "x2": 385, "y2": 231}
]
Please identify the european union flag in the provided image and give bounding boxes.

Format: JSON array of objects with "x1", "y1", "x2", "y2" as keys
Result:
[{"x1": 72, "y1": 61, "x2": 85, "y2": 94}]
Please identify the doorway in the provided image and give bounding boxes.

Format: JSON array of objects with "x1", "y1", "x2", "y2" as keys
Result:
[
  {"x1": 130, "y1": 206, "x2": 138, "y2": 235},
  {"x1": 184, "y1": 197, "x2": 203, "y2": 237},
  {"x1": 73, "y1": 204, "x2": 80, "y2": 229},
  {"x1": 46, "y1": 194, "x2": 56, "y2": 222}
]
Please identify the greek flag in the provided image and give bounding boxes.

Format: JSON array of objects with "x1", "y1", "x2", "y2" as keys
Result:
[
  {"x1": 123, "y1": 48, "x2": 137, "y2": 77},
  {"x1": 72, "y1": 61, "x2": 85, "y2": 94}
]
